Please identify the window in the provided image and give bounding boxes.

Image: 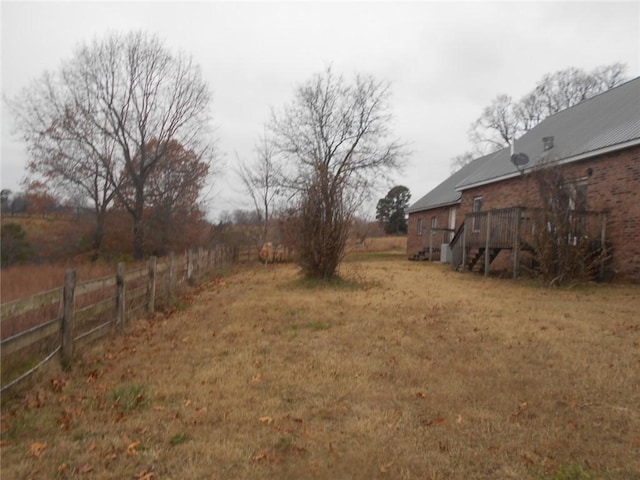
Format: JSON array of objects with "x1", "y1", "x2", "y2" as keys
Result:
[
  {"x1": 417, "y1": 218, "x2": 424, "y2": 236},
  {"x1": 431, "y1": 216, "x2": 438, "y2": 229},
  {"x1": 568, "y1": 181, "x2": 588, "y2": 212},
  {"x1": 472, "y1": 197, "x2": 482, "y2": 232}
]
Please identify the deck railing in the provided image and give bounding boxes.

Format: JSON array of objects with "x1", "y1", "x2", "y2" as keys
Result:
[{"x1": 448, "y1": 207, "x2": 607, "y2": 277}]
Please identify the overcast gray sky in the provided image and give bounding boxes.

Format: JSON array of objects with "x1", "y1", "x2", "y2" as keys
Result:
[{"x1": 2, "y1": 1, "x2": 639, "y2": 220}]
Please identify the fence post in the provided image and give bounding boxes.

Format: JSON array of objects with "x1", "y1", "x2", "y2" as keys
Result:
[
  {"x1": 484, "y1": 211, "x2": 492, "y2": 277},
  {"x1": 148, "y1": 256, "x2": 157, "y2": 314},
  {"x1": 187, "y1": 249, "x2": 194, "y2": 284},
  {"x1": 61, "y1": 269, "x2": 76, "y2": 370},
  {"x1": 116, "y1": 262, "x2": 126, "y2": 330},
  {"x1": 169, "y1": 252, "x2": 176, "y2": 300},
  {"x1": 513, "y1": 208, "x2": 520, "y2": 280}
]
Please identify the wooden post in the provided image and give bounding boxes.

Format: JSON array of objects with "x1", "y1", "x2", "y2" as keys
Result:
[
  {"x1": 148, "y1": 256, "x2": 157, "y2": 314},
  {"x1": 116, "y1": 262, "x2": 126, "y2": 330},
  {"x1": 187, "y1": 249, "x2": 194, "y2": 284},
  {"x1": 600, "y1": 213, "x2": 607, "y2": 280},
  {"x1": 513, "y1": 208, "x2": 520, "y2": 280},
  {"x1": 169, "y1": 252, "x2": 176, "y2": 300},
  {"x1": 484, "y1": 211, "x2": 491, "y2": 277},
  {"x1": 462, "y1": 221, "x2": 467, "y2": 270},
  {"x1": 61, "y1": 269, "x2": 76, "y2": 370}
]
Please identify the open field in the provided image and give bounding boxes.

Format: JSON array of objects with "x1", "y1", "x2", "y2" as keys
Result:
[{"x1": 1, "y1": 253, "x2": 639, "y2": 479}]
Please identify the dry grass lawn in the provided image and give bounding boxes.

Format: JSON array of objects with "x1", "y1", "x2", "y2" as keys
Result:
[{"x1": 1, "y1": 253, "x2": 639, "y2": 479}]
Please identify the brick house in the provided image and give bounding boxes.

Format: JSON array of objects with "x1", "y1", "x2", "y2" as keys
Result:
[{"x1": 407, "y1": 76, "x2": 640, "y2": 282}]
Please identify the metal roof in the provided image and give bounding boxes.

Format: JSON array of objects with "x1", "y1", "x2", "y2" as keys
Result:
[
  {"x1": 406, "y1": 151, "x2": 497, "y2": 213},
  {"x1": 408, "y1": 76, "x2": 640, "y2": 213},
  {"x1": 456, "y1": 76, "x2": 640, "y2": 191}
]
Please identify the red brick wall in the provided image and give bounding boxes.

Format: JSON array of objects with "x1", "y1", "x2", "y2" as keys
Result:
[
  {"x1": 459, "y1": 145, "x2": 640, "y2": 282},
  {"x1": 407, "y1": 205, "x2": 461, "y2": 258}
]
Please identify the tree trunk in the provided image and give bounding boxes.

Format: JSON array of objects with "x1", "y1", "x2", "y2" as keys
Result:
[
  {"x1": 132, "y1": 189, "x2": 145, "y2": 260},
  {"x1": 92, "y1": 209, "x2": 107, "y2": 259}
]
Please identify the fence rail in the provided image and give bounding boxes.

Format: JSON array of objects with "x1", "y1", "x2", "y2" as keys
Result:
[{"x1": 1, "y1": 246, "x2": 235, "y2": 395}]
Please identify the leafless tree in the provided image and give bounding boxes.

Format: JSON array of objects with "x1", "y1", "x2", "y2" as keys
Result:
[
  {"x1": 10, "y1": 71, "x2": 120, "y2": 254},
  {"x1": 525, "y1": 164, "x2": 607, "y2": 286},
  {"x1": 464, "y1": 63, "x2": 627, "y2": 159},
  {"x1": 270, "y1": 67, "x2": 405, "y2": 279},
  {"x1": 469, "y1": 94, "x2": 519, "y2": 155},
  {"x1": 236, "y1": 134, "x2": 283, "y2": 247},
  {"x1": 9, "y1": 31, "x2": 215, "y2": 259}
]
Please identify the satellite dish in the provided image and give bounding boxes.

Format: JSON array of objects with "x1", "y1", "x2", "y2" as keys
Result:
[{"x1": 510, "y1": 152, "x2": 530, "y2": 167}]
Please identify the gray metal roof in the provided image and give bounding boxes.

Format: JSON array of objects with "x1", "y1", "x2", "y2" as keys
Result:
[
  {"x1": 456, "y1": 76, "x2": 640, "y2": 190},
  {"x1": 408, "y1": 76, "x2": 640, "y2": 213},
  {"x1": 406, "y1": 151, "x2": 497, "y2": 213}
]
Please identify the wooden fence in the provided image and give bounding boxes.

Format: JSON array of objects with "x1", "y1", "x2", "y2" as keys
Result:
[{"x1": 0, "y1": 246, "x2": 235, "y2": 395}]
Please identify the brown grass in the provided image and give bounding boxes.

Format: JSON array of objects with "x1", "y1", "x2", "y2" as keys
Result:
[
  {"x1": 1, "y1": 254, "x2": 639, "y2": 479},
  {"x1": 348, "y1": 235, "x2": 407, "y2": 253}
]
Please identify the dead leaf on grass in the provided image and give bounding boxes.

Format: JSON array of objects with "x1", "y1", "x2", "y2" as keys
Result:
[
  {"x1": 380, "y1": 461, "x2": 394, "y2": 473},
  {"x1": 127, "y1": 440, "x2": 141, "y2": 456},
  {"x1": 51, "y1": 378, "x2": 68, "y2": 392},
  {"x1": 29, "y1": 442, "x2": 48, "y2": 458},
  {"x1": 251, "y1": 374, "x2": 262, "y2": 384},
  {"x1": 259, "y1": 416, "x2": 274, "y2": 425},
  {"x1": 79, "y1": 463, "x2": 94, "y2": 474},
  {"x1": 251, "y1": 451, "x2": 268, "y2": 462},
  {"x1": 134, "y1": 467, "x2": 156, "y2": 479}
]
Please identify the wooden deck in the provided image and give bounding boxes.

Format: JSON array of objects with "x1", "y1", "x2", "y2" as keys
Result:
[{"x1": 444, "y1": 207, "x2": 608, "y2": 279}]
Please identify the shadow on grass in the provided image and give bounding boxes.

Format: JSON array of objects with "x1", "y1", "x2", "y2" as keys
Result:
[
  {"x1": 343, "y1": 251, "x2": 407, "y2": 263},
  {"x1": 289, "y1": 274, "x2": 381, "y2": 291}
]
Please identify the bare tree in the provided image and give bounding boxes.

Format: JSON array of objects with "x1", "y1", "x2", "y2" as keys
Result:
[
  {"x1": 469, "y1": 94, "x2": 519, "y2": 154},
  {"x1": 9, "y1": 31, "x2": 215, "y2": 259},
  {"x1": 525, "y1": 164, "x2": 606, "y2": 286},
  {"x1": 236, "y1": 134, "x2": 283, "y2": 246},
  {"x1": 464, "y1": 63, "x2": 627, "y2": 159},
  {"x1": 270, "y1": 67, "x2": 405, "y2": 279},
  {"x1": 449, "y1": 151, "x2": 475, "y2": 174},
  {"x1": 11, "y1": 71, "x2": 120, "y2": 254}
]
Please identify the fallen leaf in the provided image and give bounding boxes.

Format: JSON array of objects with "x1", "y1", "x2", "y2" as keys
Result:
[
  {"x1": 456, "y1": 414, "x2": 464, "y2": 424},
  {"x1": 259, "y1": 416, "x2": 274, "y2": 425},
  {"x1": 251, "y1": 374, "x2": 262, "y2": 384},
  {"x1": 29, "y1": 442, "x2": 48, "y2": 458},
  {"x1": 252, "y1": 451, "x2": 268, "y2": 462},
  {"x1": 51, "y1": 378, "x2": 67, "y2": 392},
  {"x1": 87, "y1": 441, "x2": 97, "y2": 453},
  {"x1": 134, "y1": 467, "x2": 155, "y2": 480},
  {"x1": 380, "y1": 461, "x2": 394, "y2": 473},
  {"x1": 79, "y1": 463, "x2": 94, "y2": 473},
  {"x1": 127, "y1": 441, "x2": 141, "y2": 456}
]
